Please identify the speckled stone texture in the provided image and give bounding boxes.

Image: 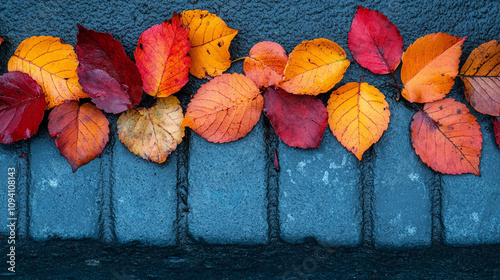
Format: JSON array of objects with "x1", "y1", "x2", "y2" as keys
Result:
[
  {"x1": 188, "y1": 121, "x2": 268, "y2": 244},
  {"x1": 112, "y1": 140, "x2": 178, "y2": 246},
  {"x1": 278, "y1": 132, "x2": 362, "y2": 246},
  {"x1": 29, "y1": 130, "x2": 101, "y2": 241},
  {"x1": 0, "y1": 0, "x2": 498, "y2": 247}
]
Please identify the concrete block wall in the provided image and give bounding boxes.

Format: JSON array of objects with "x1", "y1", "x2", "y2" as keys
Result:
[{"x1": 0, "y1": 0, "x2": 499, "y2": 248}]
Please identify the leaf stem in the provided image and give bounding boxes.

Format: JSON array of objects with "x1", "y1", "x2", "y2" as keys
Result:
[
  {"x1": 231, "y1": 57, "x2": 246, "y2": 64},
  {"x1": 389, "y1": 71, "x2": 402, "y2": 102}
]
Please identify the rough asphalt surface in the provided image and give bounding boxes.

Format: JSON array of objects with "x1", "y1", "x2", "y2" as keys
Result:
[{"x1": 0, "y1": 0, "x2": 499, "y2": 278}]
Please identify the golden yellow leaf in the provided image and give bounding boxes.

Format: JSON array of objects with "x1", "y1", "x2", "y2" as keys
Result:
[
  {"x1": 117, "y1": 96, "x2": 185, "y2": 163},
  {"x1": 8, "y1": 36, "x2": 87, "y2": 109},
  {"x1": 327, "y1": 82, "x2": 390, "y2": 160},
  {"x1": 401, "y1": 33, "x2": 465, "y2": 103},
  {"x1": 181, "y1": 10, "x2": 238, "y2": 79},
  {"x1": 280, "y1": 38, "x2": 350, "y2": 95}
]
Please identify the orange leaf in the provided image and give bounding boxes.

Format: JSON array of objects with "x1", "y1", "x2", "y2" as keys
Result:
[
  {"x1": 117, "y1": 96, "x2": 184, "y2": 163},
  {"x1": 0, "y1": 37, "x2": 3, "y2": 46},
  {"x1": 135, "y1": 13, "x2": 191, "y2": 97},
  {"x1": 48, "y1": 101, "x2": 109, "y2": 172},
  {"x1": 280, "y1": 38, "x2": 350, "y2": 95},
  {"x1": 327, "y1": 81, "x2": 390, "y2": 160},
  {"x1": 459, "y1": 40, "x2": 500, "y2": 116},
  {"x1": 8, "y1": 36, "x2": 87, "y2": 109},
  {"x1": 401, "y1": 33, "x2": 465, "y2": 103},
  {"x1": 243, "y1": 41, "x2": 288, "y2": 88},
  {"x1": 182, "y1": 73, "x2": 263, "y2": 143},
  {"x1": 410, "y1": 98, "x2": 482, "y2": 176},
  {"x1": 180, "y1": 10, "x2": 238, "y2": 79}
]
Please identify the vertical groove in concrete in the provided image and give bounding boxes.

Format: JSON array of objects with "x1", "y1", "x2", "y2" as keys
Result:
[
  {"x1": 431, "y1": 173, "x2": 443, "y2": 245},
  {"x1": 18, "y1": 141, "x2": 30, "y2": 238},
  {"x1": 360, "y1": 148, "x2": 375, "y2": 248},
  {"x1": 98, "y1": 118, "x2": 117, "y2": 243},
  {"x1": 176, "y1": 130, "x2": 192, "y2": 245},
  {"x1": 263, "y1": 117, "x2": 280, "y2": 243}
]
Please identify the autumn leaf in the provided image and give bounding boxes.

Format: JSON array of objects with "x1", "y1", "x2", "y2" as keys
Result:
[
  {"x1": 410, "y1": 98, "x2": 482, "y2": 175},
  {"x1": 182, "y1": 73, "x2": 263, "y2": 143},
  {"x1": 280, "y1": 38, "x2": 350, "y2": 95},
  {"x1": 327, "y1": 81, "x2": 390, "y2": 160},
  {"x1": 494, "y1": 117, "x2": 500, "y2": 149},
  {"x1": 8, "y1": 36, "x2": 87, "y2": 109},
  {"x1": 181, "y1": 10, "x2": 238, "y2": 79},
  {"x1": 76, "y1": 25, "x2": 143, "y2": 114},
  {"x1": 134, "y1": 13, "x2": 191, "y2": 97},
  {"x1": 0, "y1": 72, "x2": 46, "y2": 144},
  {"x1": 0, "y1": 37, "x2": 3, "y2": 46},
  {"x1": 401, "y1": 33, "x2": 465, "y2": 103},
  {"x1": 263, "y1": 87, "x2": 327, "y2": 149},
  {"x1": 348, "y1": 6, "x2": 404, "y2": 74},
  {"x1": 459, "y1": 40, "x2": 500, "y2": 116},
  {"x1": 117, "y1": 96, "x2": 184, "y2": 163},
  {"x1": 48, "y1": 101, "x2": 109, "y2": 172},
  {"x1": 243, "y1": 41, "x2": 288, "y2": 88}
]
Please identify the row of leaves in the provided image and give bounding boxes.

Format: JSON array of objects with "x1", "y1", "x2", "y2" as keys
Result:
[{"x1": 0, "y1": 7, "x2": 499, "y2": 175}]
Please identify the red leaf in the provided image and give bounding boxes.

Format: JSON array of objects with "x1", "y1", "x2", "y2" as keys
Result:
[
  {"x1": 263, "y1": 87, "x2": 327, "y2": 149},
  {"x1": 348, "y1": 6, "x2": 404, "y2": 74},
  {"x1": 410, "y1": 98, "x2": 482, "y2": 176},
  {"x1": 76, "y1": 25, "x2": 143, "y2": 114},
  {"x1": 134, "y1": 13, "x2": 191, "y2": 97},
  {"x1": 273, "y1": 148, "x2": 280, "y2": 172},
  {"x1": 48, "y1": 101, "x2": 109, "y2": 172},
  {"x1": 0, "y1": 71, "x2": 46, "y2": 143},
  {"x1": 494, "y1": 117, "x2": 500, "y2": 149}
]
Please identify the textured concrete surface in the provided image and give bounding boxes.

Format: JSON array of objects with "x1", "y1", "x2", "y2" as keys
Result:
[
  {"x1": 373, "y1": 101, "x2": 434, "y2": 248},
  {"x1": 29, "y1": 130, "x2": 101, "y2": 241},
  {"x1": 0, "y1": 0, "x2": 498, "y2": 248},
  {"x1": 188, "y1": 121, "x2": 268, "y2": 244},
  {"x1": 279, "y1": 132, "x2": 361, "y2": 246},
  {"x1": 112, "y1": 140, "x2": 178, "y2": 246}
]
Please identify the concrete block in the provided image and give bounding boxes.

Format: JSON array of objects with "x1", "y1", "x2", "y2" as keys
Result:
[
  {"x1": 188, "y1": 121, "x2": 268, "y2": 244},
  {"x1": 279, "y1": 132, "x2": 362, "y2": 246}
]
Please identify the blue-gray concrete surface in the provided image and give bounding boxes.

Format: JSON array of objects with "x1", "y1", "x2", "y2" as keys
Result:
[
  {"x1": 0, "y1": 0, "x2": 499, "y2": 248},
  {"x1": 279, "y1": 132, "x2": 361, "y2": 246},
  {"x1": 112, "y1": 140, "x2": 178, "y2": 246},
  {"x1": 188, "y1": 121, "x2": 268, "y2": 244},
  {"x1": 373, "y1": 101, "x2": 433, "y2": 248},
  {"x1": 29, "y1": 131, "x2": 101, "y2": 241}
]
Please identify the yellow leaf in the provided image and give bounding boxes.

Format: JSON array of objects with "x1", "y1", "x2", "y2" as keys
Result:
[
  {"x1": 401, "y1": 33, "x2": 465, "y2": 103},
  {"x1": 8, "y1": 36, "x2": 87, "y2": 109},
  {"x1": 280, "y1": 38, "x2": 350, "y2": 95},
  {"x1": 327, "y1": 82, "x2": 390, "y2": 160},
  {"x1": 181, "y1": 10, "x2": 238, "y2": 79},
  {"x1": 117, "y1": 96, "x2": 185, "y2": 163}
]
